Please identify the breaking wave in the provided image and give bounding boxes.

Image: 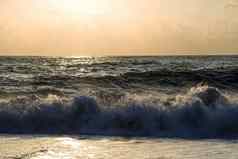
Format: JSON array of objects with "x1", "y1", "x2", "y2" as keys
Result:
[{"x1": 0, "y1": 85, "x2": 238, "y2": 138}]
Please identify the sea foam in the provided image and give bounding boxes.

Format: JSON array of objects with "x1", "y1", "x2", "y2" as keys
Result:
[{"x1": 0, "y1": 85, "x2": 238, "y2": 138}]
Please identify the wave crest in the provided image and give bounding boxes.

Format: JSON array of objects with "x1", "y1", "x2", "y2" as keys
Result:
[{"x1": 0, "y1": 85, "x2": 238, "y2": 137}]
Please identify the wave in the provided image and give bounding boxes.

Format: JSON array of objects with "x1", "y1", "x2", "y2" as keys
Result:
[
  {"x1": 119, "y1": 68, "x2": 238, "y2": 88},
  {"x1": 23, "y1": 67, "x2": 238, "y2": 98},
  {"x1": 0, "y1": 85, "x2": 238, "y2": 138}
]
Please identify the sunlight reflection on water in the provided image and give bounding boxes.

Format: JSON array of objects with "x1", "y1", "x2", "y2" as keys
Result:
[{"x1": 29, "y1": 136, "x2": 238, "y2": 159}]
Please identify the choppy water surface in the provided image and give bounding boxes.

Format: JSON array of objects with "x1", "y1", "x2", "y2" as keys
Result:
[
  {"x1": 0, "y1": 56, "x2": 238, "y2": 98},
  {"x1": 1, "y1": 56, "x2": 238, "y2": 158},
  {"x1": 0, "y1": 56, "x2": 238, "y2": 137}
]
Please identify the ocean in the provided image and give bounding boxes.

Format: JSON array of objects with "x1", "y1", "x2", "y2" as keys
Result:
[{"x1": 0, "y1": 55, "x2": 238, "y2": 158}]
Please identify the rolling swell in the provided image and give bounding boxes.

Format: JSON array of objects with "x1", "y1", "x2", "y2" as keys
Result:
[
  {"x1": 28, "y1": 67, "x2": 238, "y2": 93},
  {"x1": 110, "y1": 67, "x2": 238, "y2": 88},
  {"x1": 0, "y1": 85, "x2": 238, "y2": 138}
]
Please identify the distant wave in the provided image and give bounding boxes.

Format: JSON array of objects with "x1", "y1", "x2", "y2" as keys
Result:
[
  {"x1": 29, "y1": 67, "x2": 238, "y2": 91},
  {"x1": 0, "y1": 85, "x2": 238, "y2": 138},
  {"x1": 123, "y1": 67, "x2": 238, "y2": 85}
]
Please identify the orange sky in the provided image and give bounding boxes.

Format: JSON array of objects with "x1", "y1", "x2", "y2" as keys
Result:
[{"x1": 0, "y1": 0, "x2": 238, "y2": 56}]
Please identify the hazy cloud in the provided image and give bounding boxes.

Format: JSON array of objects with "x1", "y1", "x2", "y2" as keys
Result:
[{"x1": 0, "y1": 0, "x2": 238, "y2": 56}]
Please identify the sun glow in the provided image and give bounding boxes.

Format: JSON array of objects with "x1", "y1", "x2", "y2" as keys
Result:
[{"x1": 48, "y1": 0, "x2": 112, "y2": 16}]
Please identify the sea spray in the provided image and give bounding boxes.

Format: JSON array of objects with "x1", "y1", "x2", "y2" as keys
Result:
[{"x1": 0, "y1": 85, "x2": 238, "y2": 137}]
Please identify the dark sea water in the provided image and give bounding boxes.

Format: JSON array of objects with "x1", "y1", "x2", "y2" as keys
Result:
[{"x1": 0, "y1": 55, "x2": 238, "y2": 137}]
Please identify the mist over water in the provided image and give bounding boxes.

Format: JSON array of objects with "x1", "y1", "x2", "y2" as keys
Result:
[{"x1": 0, "y1": 56, "x2": 238, "y2": 137}]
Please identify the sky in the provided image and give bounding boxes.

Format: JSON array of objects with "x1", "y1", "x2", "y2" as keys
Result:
[{"x1": 0, "y1": 0, "x2": 238, "y2": 56}]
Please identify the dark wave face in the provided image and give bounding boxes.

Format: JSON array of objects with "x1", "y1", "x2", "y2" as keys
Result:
[{"x1": 0, "y1": 56, "x2": 238, "y2": 137}]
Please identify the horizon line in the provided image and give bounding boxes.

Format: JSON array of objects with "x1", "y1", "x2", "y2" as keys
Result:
[{"x1": 0, "y1": 53, "x2": 238, "y2": 58}]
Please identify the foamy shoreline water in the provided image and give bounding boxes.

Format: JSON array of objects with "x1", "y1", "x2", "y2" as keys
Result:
[{"x1": 1, "y1": 135, "x2": 238, "y2": 159}]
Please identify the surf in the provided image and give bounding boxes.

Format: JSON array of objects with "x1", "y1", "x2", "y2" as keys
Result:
[{"x1": 0, "y1": 85, "x2": 238, "y2": 138}]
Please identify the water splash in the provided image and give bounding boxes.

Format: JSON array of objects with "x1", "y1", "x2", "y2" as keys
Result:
[{"x1": 0, "y1": 85, "x2": 238, "y2": 138}]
